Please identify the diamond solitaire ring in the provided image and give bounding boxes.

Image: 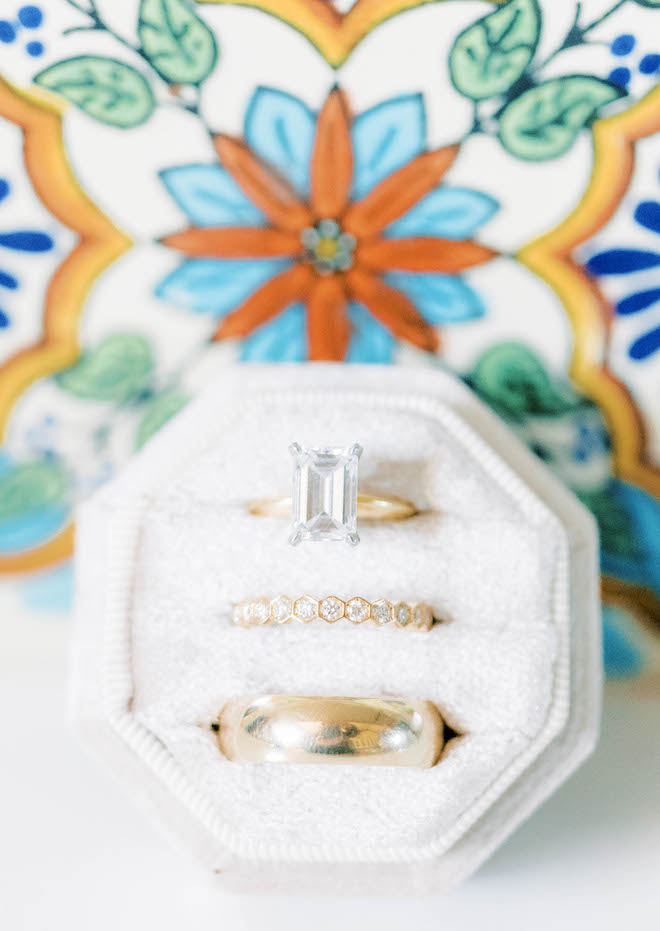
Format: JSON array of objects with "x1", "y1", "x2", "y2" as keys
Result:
[
  {"x1": 232, "y1": 595, "x2": 435, "y2": 630},
  {"x1": 247, "y1": 443, "x2": 417, "y2": 546},
  {"x1": 214, "y1": 696, "x2": 445, "y2": 767}
]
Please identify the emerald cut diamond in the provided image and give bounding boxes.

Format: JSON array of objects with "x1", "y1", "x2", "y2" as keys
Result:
[{"x1": 289, "y1": 443, "x2": 362, "y2": 546}]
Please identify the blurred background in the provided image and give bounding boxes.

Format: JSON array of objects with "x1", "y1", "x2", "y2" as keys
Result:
[{"x1": 1, "y1": 0, "x2": 659, "y2": 926}]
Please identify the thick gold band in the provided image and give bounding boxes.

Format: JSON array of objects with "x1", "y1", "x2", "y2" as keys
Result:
[
  {"x1": 247, "y1": 493, "x2": 417, "y2": 521},
  {"x1": 215, "y1": 696, "x2": 445, "y2": 767}
]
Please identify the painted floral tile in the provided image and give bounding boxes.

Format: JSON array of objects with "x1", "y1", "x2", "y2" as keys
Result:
[{"x1": 0, "y1": 0, "x2": 659, "y2": 684}]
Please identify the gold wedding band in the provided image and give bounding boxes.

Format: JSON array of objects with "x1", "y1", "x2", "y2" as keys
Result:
[
  {"x1": 215, "y1": 696, "x2": 445, "y2": 767},
  {"x1": 247, "y1": 493, "x2": 417, "y2": 521},
  {"x1": 232, "y1": 595, "x2": 435, "y2": 630}
]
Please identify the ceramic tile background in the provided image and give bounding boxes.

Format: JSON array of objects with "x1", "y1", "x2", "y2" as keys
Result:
[{"x1": 0, "y1": 0, "x2": 659, "y2": 688}]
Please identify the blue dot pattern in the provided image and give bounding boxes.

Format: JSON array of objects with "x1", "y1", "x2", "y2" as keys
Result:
[
  {"x1": 18, "y1": 5, "x2": 42, "y2": 28},
  {"x1": 640, "y1": 53, "x2": 660, "y2": 75},
  {"x1": 0, "y1": 20, "x2": 16, "y2": 43},
  {"x1": 608, "y1": 66, "x2": 631, "y2": 89},
  {"x1": 0, "y1": 6, "x2": 44, "y2": 55},
  {"x1": 611, "y1": 34, "x2": 635, "y2": 56}
]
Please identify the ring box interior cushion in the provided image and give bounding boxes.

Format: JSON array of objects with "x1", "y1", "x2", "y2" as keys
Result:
[{"x1": 71, "y1": 364, "x2": 600, "y2": 893}]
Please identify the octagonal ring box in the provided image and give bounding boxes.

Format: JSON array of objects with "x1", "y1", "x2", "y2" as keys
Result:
[{"x1": 70, "y1": 364, "x2": 601, "y2": 895}]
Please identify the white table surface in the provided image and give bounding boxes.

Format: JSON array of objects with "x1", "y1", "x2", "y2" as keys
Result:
[{"x1": 2, "y1": 603, "x2": 659, "y2": 931}]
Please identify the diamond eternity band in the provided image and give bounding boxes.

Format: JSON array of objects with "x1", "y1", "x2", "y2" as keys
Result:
[{"x1": 232, "y1": 596, "x2": 436, "y2": 630}]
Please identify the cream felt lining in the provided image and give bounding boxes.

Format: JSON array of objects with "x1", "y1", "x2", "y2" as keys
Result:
[{"x1": 89, "y1": 371, "x2": 572, "y2": 864}]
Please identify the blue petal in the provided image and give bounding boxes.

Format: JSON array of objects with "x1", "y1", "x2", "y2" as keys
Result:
[
  {"x1": 156, "y1": 258, "x2": 289, "y2": 316},
  {"x1": 244, "y1": 87, "x2": 315, "y2": 196},
  {"x1": 160, "y1": 165, "x2": 264, "y2": 227},
  {"x1": 587, "y1": 249, "x2": 660, "y2": 275},
  {"x1": 634, "y1": 200, "x2": 660, "y2": 233},
  {"x1": 387, "y1": 187, "x2": 498, "y2": 239},
  {"x1": 616, "y1": 288, "x2": 660, "y2": 315},
  {"x1": 384, "y1": 272, "x2": 485, "y2": 324},
  {"x1": 351, "y1": 94, "x2": 426, "y2": 200},
  {"x1": 346, "y1": 302, "x2": 395, "y2": 363},
  {"x1": 240, "y1": 303, "x2": 306, "y2": 361},
  {"x1": 0, "y1": 270, "x2": 18, "y2": 289},
  {"x1": 629, "y1": 325, "x2": 660, "y2": 361},
  {"x1": 0, "y1": 231, "x2": 53, "y2": 252}
]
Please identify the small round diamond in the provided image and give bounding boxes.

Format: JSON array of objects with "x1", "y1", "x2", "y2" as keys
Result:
[
  {"x1": 319, "y1": 596, "x2": 345, "y2": 623},
  {"x1": 294, "y1": 596, "x2": 318, "y2": 623},
  {"x1": 394, "y1": 602, "x2": 412, "y2": 627},
  {"x1": 270, "y1": 596, "x2": 293, "y2": 624},
  {"x1": 346, "y1": 597, "x2": 370, "y2": 624},
  {"x1": 372, "y1": 600, "x2": 392, "y2": 626},
  {"x1": 251, "y1": 598, "x2": 270, "y2": 625}
]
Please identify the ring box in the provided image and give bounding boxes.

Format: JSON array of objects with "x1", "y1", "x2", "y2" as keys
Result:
[{"x1": 70, "y1": 363, "x2": 601, "y2": 894}]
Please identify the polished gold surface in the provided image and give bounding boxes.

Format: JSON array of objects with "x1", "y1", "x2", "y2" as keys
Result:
[
  {"x1": 232, "y1": 596, "x2": 435, "y2": 630},
  {"x1": 216, "y1": 695, "x2": 445, "y2": 767},
  {"x1": 247, "y1": 493, "x2": 417, "y2": 521}
]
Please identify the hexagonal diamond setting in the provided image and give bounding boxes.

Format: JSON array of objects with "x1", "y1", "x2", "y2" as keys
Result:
[
  {"x1": 232, "y1": 597, "x2": 434, "y2": 630},
  {"x1": 372, "y1": 600, "x2": 393, "y2": 626},
  {"x1": 289, "y1": 443, "x2": 362, "y2": 546},
  {"x1": 394, "y1": 602, "x2": 412, "y2": 627},
  {"x1": 251, "y1": 598, "x2": 270, "y2": 625},
  {"x1": 294, "y1": 596, "x2": 318, "y2": 622},
  {"x1": 346, "y1": 597, "x2": 370, "y2": 624},
  {"x1": 319, "y1": 596, "x2": 345, "y2": 622},
  {"x1": 270, "y1": 595, "x2": 293, "y2": 624}
]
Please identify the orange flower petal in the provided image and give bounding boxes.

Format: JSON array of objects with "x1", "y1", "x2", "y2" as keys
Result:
[
  {"x1": 214, "y1": 134, "x2": 312, "y2": 232},
  {"x1": 346, "y1": 267, "x2": 438, "y2": 352},
  {"x1": 356, "y1": 236, "x2": 498, "y2": 273},
  {"x1": 343, "y1": 145, "x2": 459, "y2": 238},
  {"x1": 310, "y1": 87, "x2": 353, "y2": 219},
  {"x1": 212, "y1": 263, "x2": 313, "y2": 341},
  {"x1": 160, "y1": 226, "x2": 301, "y2": 258},
  {"x1": 306, "y1": 274, "x2": 350, "y2": 360}
]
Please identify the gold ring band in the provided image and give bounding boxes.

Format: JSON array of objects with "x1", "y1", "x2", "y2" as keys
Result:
[
  {"x1": 232, "y1": 595, "x2": 435, "y2": 630},
  {"x1": 215, "y1": 696, "x2": 445, "y2": 767},
  {"x1": 247, "y1": 493, "x2": 417, "y2": 521}
]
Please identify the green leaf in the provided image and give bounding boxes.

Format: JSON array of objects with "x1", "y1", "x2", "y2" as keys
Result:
[
  {"x1": 0, "y1": 462, "x2": 69, "y2": 522},
  {"x1": 135, "y1": 390, "x2": 189, "y2": 448},
  {"x1": 55, "y1": 333, "x2": 154, "y2": 403},
  {"x1": 138, "y1": 0, "x2": 218, "y2": 85},
  {"x1": 449, "y1": 0, "x2": 541, "y2": 100},
  {"x1": 34, "y1": 56, "x2": 155, "y2": 128},
  {"x1": 470, "y1": 343, "x2": 581, "y2": 420},
  {"x1": 498, "y1": 75, "x2": 624, "y2": 160}
]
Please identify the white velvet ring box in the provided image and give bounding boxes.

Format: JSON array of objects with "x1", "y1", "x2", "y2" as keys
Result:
[{"x1": 70, "y1": 363, "x2": 601, "y2": 895}]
